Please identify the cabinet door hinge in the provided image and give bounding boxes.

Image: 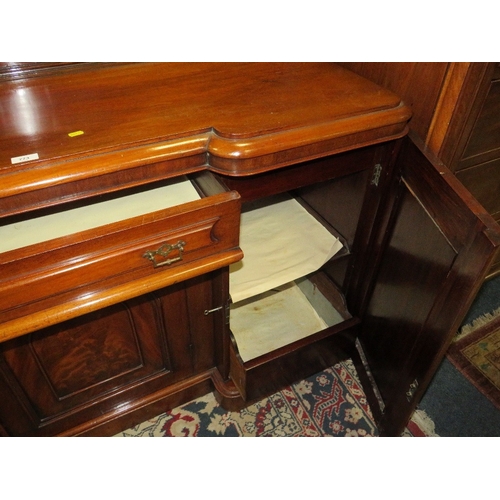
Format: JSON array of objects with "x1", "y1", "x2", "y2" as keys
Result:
[{"x1": 371, "y1": 164, "x2": 383, "y2": 187}]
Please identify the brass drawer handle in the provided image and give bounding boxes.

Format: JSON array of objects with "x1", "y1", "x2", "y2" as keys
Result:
[{"x1": 143, "y1": 240, "x2": 186, "y2": 268}]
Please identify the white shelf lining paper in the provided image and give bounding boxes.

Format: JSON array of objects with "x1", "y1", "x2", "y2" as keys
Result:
[
  {"x1": 229, "y1": 193, "x2": 344, "y2": 304},
  {"x1": 0, "y1": 177, "x2": 201, "y2": 253},
  {"x1": 230, "y1": 281, "x2": 331, "y2": 362}
]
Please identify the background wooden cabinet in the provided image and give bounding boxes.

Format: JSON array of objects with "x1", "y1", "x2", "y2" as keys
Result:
[{"x1": 340, "y1": 62, "x2": 500, "y2": 277}]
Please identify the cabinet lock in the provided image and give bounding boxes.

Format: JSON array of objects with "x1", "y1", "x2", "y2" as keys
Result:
[
  {"x1": 204, "y1": 306, "x2": 223, "y2": 315},
  {"x1": 204, "y1": 303, "x2": 230, "y2": 324}
]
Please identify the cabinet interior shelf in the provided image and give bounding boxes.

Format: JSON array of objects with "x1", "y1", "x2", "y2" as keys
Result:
[{"x1": 229, "y1": 191, "x2": 351, "y2": 362}]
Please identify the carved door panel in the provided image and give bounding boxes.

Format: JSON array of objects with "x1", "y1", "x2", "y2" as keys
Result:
[
  {"x1": 0, "y1": 270, "x2": 228, "y2": 436},
  {"x1": 356, "y1": 132, "x2": 500, "y2": 436}
]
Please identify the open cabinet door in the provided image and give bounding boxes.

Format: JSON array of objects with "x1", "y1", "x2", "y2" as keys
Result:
[{"x1": 355, "y1": 131, "x2": 500, "y2": 437}]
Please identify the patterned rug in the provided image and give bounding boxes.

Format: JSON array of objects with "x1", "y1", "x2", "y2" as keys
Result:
[
  {"x1": 116, "y1": 359, "x2": 437, "y2": 437},
  {"x1": 447, "y1": 308, "x2": 500, "y2": 411}
]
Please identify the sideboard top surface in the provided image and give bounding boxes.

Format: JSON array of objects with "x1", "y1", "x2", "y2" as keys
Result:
[{"x1": 0, "y1": 63, "x2": 410, "y2": 188}]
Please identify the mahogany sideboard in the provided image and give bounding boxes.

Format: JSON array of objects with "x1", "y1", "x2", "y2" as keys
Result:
[{"x1": 1, "y1": 62, "x2": 499, "y2": 437}]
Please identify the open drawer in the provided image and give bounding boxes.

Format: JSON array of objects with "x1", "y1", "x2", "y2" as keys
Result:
[{"x1": 0, "y1": 171, "x2": 242, "y2": 342}]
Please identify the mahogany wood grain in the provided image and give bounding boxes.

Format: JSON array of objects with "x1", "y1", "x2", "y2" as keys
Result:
[
  {"x1": 456, "y1": 158, "x2": 500, "y2": 218},
  {"x1": 339, "y1": 63, "x2": 499, "y2": 173},
  {"x1": 2, "y1": 63, "x2": 499, "y2": 438},
  {"x1": 460, "y1": 79, "x2": 500, "y2": 166},
  {"x1": 341, "y1": 62, "x2": 500, "y2": 280},
  {"x1": 425, "y1": 63, "x2": 474, "y2": 157},
  {"x1": 0, "y1": 63, "x2": 410, "y2": 345},
  {"x1": 71, "y1": 371, "x2": 216, "y2": 437},
  {"x1": 0, "y1": 63, "x2": 410, "y2": 216},
  {"x1": 339, "y1": 62, "x2": 449, "y2": 142},
  {"x1": 0, "y1": 62, "x2": 91, "y2": 80},
  {"x1": 219, "y1": 144, "x2": 376, "y2": 206},
  {"x1": 0, "y1": 184, "x2": 242, "y2": 343},
  {"x1": 432, "y1": 63, "x2": 496, "y2": 171},
  {"x1": 0, "y1": 271, "x2": 228, "y2": 436},
  {"x1": 0, "y1": 153, "x2": 208, "y2": 219},
  {"x1": 426, "y1": 63, "x2": 500, "y2": 276},
  {"x1": 356, "y1": 132, "x2": 500, "y2": 436}
]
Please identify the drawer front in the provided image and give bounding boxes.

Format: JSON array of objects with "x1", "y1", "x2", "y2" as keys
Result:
[{"x1": 0, "y1": 182, "x2": 242, "y2": 342}]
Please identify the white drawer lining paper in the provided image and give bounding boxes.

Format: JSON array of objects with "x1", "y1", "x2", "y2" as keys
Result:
[{"x1": 0, "y1": 177, "x2": 201, "y2": 253}]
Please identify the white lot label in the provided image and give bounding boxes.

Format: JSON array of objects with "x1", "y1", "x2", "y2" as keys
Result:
[{"x1": 11, "y1": 153, "x2": 39, "y2": 164}]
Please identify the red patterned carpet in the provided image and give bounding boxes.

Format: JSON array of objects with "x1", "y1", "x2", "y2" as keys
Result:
[{"x1": 116, "y1": 359, "x2": 437, "y2": 437}]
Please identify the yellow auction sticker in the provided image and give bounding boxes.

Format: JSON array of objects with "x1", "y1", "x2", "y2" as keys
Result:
[{"x1": 68, "y1": 130, "x2": 84, "y2": 137}]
